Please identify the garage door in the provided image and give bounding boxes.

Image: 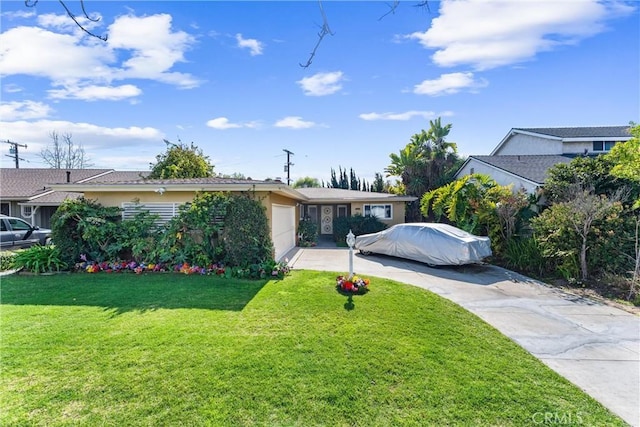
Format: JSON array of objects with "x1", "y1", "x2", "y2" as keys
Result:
[{"x1": 272, "y1": 204, "x2": 296, "y2": 261}]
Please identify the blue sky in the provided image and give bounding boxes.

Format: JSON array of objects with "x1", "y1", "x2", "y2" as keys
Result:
[{"x1": 1, "y1": 0, "x2": 638, "y2": 184}]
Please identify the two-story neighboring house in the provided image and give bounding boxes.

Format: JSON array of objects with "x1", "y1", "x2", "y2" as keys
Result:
[{"x1": 455, "y1": 126, "x2": 633, "y2": 193}]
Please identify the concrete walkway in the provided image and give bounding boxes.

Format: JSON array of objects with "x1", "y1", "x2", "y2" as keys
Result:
[{"x1": 286, "y1": 247, "x2": 640, "y2": 426}]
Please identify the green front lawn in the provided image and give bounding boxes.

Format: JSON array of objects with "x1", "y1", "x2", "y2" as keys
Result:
[{"x1": 0, "y1": 271, "x2": 625, "y2": 426}]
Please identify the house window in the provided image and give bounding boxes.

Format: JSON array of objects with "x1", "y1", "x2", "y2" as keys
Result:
[
  {"x1": 0, "y1": 203, "x2": 9, "y2": 216},
  {"x1": 337, "y1": 205, "x2": 348, "y2": 218},
  {"x1": 364, "y1": 204, "x2": 392, "y2": 220},
  {"x1": 470, "y1": 168, "x2": 475, "y2": 175},
  {"x1": 593, "y1": 141, "x2": 617, "y2": 152}
]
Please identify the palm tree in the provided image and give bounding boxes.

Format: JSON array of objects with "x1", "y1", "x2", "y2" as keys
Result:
[{"x1": 386, "y1": 117, "x2": 462, "y2": 221}]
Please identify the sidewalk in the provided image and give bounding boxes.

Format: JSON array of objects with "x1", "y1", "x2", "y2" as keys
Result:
[{"x1": 286, "y1": 247, "x2": 640, "y2": 427}]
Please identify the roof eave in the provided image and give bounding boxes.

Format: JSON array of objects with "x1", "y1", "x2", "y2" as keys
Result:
[
  {"x1": 303, "y1": 196, "x2": 417, "y2": 203},
  {"x1": 49, "y1": 182, "x2": 309, "y2": 201}
]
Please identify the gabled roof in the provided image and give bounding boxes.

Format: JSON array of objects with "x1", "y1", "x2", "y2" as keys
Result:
[
  {"x1": 295, "y1": 187, "x2": 416, "y2": 203},
  {"x1": 460, "y1": 155, "x2": 574, "y2": 185},
  {"x1": 0, "y1": 168, "x2": 112, "y2": 200},
  {"x1": 491, "y1": 125, "x2": 632, "y2": 155}
]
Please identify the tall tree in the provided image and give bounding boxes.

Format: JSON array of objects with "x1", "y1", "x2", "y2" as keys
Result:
[
  {"x1": 349, "y1": 168, "x2": 360, "y2": 191},
  {"x1": 40, "y1": 131, "x2": 93, "y2": 169},
  {"x1": 386, "y1": 118, "x2": 461, "y2": 220},
  {"x1": 371, "y1": 173, "x2": 385, "y2": 193},
  {"x1": 148, "y1": 140, "x2": 214, "y2": 179}
]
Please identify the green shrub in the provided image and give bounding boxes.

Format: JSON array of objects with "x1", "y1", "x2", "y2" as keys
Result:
[
  {"x1": 531, "y1": 195, "x2": 630, "y2": 282},
  {"x1": 154, "y1": 192, "x2": 229, "y2": 266},
  {"x1": 333, "y1": 214, "x2": 387, "y2": 246},
  {"x1": 222, "y1": 194, "x2": 273, "y2": 266},
  {"x1": 502, "y1": 237, "x2": 548, "y2": 278},
  {"x1": 297, "y1": 218, "x2": 318, "y2": 246},
  {"x1": 119, "y1": 208, "x2": 161, "y2": 262},
  {"x1": 13, "y1": 245, "x2": 67, "y2": 274},
  {"x1": 51, "y1": 198, "x2": 122, "y2": 264},
  {"x1": 0, "y1": 252, "x2": 16, "y2": 271}
]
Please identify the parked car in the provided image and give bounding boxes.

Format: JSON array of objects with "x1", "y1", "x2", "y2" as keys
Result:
[
  {"x1": 0, "y1": 215, "x2": 52, "y2": 250},
  {"x1": 355, "y1": 222, "x2": 492, "y2": 266}
]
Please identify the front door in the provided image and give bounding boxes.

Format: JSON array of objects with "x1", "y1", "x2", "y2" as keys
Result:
[{"x1": 321, "y1": 205, "x2": 333, "y2": 235}]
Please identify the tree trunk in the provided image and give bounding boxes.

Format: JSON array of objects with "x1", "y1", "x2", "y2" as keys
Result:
[{"x1": 580, "y1": 236, "x2": 589, "y2": 282}]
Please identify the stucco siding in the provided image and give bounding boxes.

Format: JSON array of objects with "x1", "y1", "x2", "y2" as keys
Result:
[
  {"x1": 494, "y1": 134, "x2": 562, "y2": 155},
  {"x1": 562, "y1": 141, "x2": 599, "y2": 154},
  {"x1": 457, "y1": 159, "x2": 538, "y2": 193}
]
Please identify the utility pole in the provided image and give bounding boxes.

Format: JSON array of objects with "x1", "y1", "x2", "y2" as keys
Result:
[
  {"x1": 3, "y1": 140, "x2": 27, "y2": 169},
  {"x1": 283, "y1": 148, "x2": 294, "y2": 185}
]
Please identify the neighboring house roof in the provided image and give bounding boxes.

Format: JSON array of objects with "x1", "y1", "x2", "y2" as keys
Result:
[
  {"x1": 490, "y1": 125, "x2": 631, "y2": 155},
  {"x1": 457, "y1": 155, "x2": 574, "y2": 186},
  {"x1": 20, "y1": 191, "x2": 83, "y2": 207},
  {"x1": 295, "y1": 187, "x2": 417, "y2": 203},
  {"x1": 0, "y1": 168, "x2": 112, "y2": 201}
]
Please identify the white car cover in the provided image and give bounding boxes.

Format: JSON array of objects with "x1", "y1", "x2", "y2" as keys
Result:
[{"x1": 355, "y1": 223, "x2": 492, "y2": 266}]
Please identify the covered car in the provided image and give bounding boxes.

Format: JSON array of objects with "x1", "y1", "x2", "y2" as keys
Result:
[{"x1": 354, "y1": 223, "x2": 492, "y2": 266}]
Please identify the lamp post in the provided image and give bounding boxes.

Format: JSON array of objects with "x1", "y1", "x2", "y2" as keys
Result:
[{"x1": 346, "y1": 229, "x2": 355, "y2": 279}]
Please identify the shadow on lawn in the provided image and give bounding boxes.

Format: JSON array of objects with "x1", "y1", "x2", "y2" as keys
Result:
[{"x1": 0, "y1": 273, "x2": 268, "y2": 315}]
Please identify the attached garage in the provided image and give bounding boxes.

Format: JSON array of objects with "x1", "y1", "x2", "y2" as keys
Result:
[{"x1": 271, "y1": 204, "x2": 296, "y2": 261}]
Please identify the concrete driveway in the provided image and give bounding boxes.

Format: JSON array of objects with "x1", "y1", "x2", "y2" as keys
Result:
[{"x1": 286, "y1": 247, "x2": 640, "y2": 426}]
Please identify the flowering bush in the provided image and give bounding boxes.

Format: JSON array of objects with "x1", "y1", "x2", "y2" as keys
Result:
[
  {"x1": 75, "y1": 255, "x2": 291, "y2": 280},
  {"x1": 336, "y1": 275, "x2": 370, "y2": 295}
]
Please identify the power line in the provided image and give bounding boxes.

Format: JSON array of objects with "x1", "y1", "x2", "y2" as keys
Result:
[
  {"x1": 3, "y1": 140, "x2": 27, "y2": 169},
  {"x1": 283, "y1": 148, "x2": 294, "y2": 185}
]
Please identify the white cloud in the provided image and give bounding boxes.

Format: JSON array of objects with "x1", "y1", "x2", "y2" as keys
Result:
[
  {"x1": 0, "y1": 101, "x2": 53, "y2": 120},
  {"x1": 235, "y1": 33, "x2": 264, "y2": 56},
  {"x1": 408, "y1": 0, "x2": 635, "y2": 70},
  {"x1": 0, "y1": 26, "x2": 115, "y2": 83},
  {"x1": 0, "y1": 116, "x2": 165, "y2": 169},
  {"x1": 359, "y1": 110, "x2": 438, "y2": 121},
  {"x1": 0, "y1": 13, "x2": 200, "y2": 99},
  {"x1": 413, "y1": 72, "x2": 488, "y2": 96},
  {"x1": 37, "y1": 12, "x2": 102, "y2": 34},
  {"x1": 48, "y1": 84, "x2": 142, "y2": 101},
  {"x1": 108, "y1": 14, "x2": 199, "y2": 88},
  {"x1": 206, "y1": 117, "x2": 241, "y2": 129},
  {"x1": 206, "y1": 117, "x2": 260, "y2": 130},
  {"x1": 297, "y1": 71, "x2": 344, "y2": 96},
  {"x1": 1, "y1": 10, "x2": 36, "y2": 20},
  {"x1": 3, "y1": 83, "x2": 24, "y2": 93},
  {"x1": 274, "y1": 116, "x2": 316, "y2": 129}
]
